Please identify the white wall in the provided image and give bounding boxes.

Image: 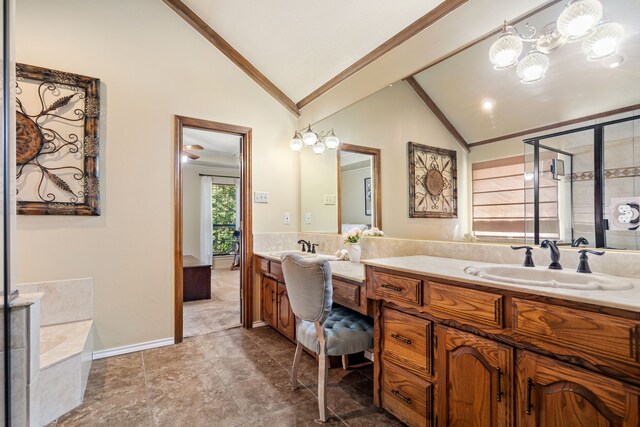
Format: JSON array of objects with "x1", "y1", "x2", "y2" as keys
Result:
[
  {"x1": 299, "y1": 148, "x2": 338, "y2": 233},
  {"x1": 341, "y1": 166, "x2": 372, "y2": 226},
  {"x1": 15, "y1": 0, "x2": 298, "y2": 351},
  {"x1": 315, "y1": 81, "x2": 469, "y2": 241}
]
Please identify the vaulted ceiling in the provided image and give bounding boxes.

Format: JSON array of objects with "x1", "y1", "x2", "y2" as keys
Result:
[{"x1": 182, "y1": 0, "x2": 442, "y2": 103}]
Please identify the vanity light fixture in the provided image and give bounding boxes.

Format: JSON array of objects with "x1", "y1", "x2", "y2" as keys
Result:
[
  {"x1": 489, "y1": 0, "x2": 624, "y2": 83},
  {"x1": 289, "y1": 125, "x2": 340, "y2": 154}
]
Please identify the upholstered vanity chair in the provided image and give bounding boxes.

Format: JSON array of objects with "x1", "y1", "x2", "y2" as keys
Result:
[{"x1": 281, "y1": 253, "x2": 374, "y2": 422}]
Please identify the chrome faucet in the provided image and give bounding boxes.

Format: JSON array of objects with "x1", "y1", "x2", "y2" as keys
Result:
[
  {"x1": 540, "y1": 240, "x2": 562, "y2": 270},
  {"x1": 571, "y1": 237, "x2": 589, "y2": 247},
  {"x1": 297, "y1": 240, "x2": 311, "y2": 252}
]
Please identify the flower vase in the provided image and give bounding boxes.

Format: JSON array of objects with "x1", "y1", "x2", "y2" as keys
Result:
[{"x1": 347, "y1": 243, "x2": 361, "y2": 263}]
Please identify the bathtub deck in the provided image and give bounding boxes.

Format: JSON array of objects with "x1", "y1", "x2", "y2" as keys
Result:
[{"x1": 41, "y1": 319, "x2": 93, "y2": 369}]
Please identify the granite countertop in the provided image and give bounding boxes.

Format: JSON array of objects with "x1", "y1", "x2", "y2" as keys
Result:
[
  {"x1": 254, "y1": 251, "x2": 365, "y2": 283},
  {"x1": 362, "y1": 255, "x2": 640, "y2": 313}
]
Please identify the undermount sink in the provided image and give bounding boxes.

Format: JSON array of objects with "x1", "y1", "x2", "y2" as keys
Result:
[
  {"x1": 464, "y1": 265, "x2": 634, "y2": 291},
  {"x1": 268, "y1": 250, "x2": 338, "y2": 261}
]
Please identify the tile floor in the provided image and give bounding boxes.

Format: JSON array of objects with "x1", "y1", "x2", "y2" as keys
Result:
[
  {"x1": 47, "y1": 326, "x2": 400, "y2": 426},
  {"x1": 183, "y1": 269, "x2": 241, "y2": 337}
]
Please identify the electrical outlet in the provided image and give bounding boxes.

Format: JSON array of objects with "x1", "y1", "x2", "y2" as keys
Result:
[
  {"x1": 284, "y1": 212, "x2": 290, "y2": 225},
  {"x1": 323, "y1": 194, "x2": 336, "y2": 205},
  {"x1": 305, "y1": 213, "x2": 312, "y2": 224},
  {"x1": 254, "y1": 191, "x2": 269, "y2": 203}
]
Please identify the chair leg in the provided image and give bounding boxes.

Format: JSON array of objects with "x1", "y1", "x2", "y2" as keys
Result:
[
  {"x1": 341, "y1": 354, "x2": 349, "y2": 370},
  {"x1": 318, "y1": 351, "x2": 329, "y2": 422},
  {"x1": 291, "y1": 341, "x2": 303, "y2": 391}
]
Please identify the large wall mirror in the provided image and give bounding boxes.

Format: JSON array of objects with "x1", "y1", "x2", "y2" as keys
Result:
[
  {"x1": 298, "y1": 0, "x2": 639, "y2": 250},
  {"x1": 299, "y1": 142, "x2": 381, "y2": 235}
]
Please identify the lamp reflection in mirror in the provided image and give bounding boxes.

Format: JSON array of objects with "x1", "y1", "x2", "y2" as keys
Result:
[
  {"x1": 312, "y1": 141, "x2": 326, "y2": 155},
  {"x1": 517, "y1": 51, "x2": 550, "y2": 84},
  {"x1": 556, "y1": 0, "x2": 603, "y2": 39},
  {"x1": 489, "y1": 0, "x2": 623, "y2": 83},
  {"x1": 583, "y1": 22, "x2": 624, "y2": 60}
]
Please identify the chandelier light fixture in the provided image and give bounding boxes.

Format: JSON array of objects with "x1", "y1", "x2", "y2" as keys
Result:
[
  {"x1": 289, "y1": 124, "x2": 340, "y2": 154},
  {"x1": 489, "y1": 0, "x2": 624, "y2": 84}
]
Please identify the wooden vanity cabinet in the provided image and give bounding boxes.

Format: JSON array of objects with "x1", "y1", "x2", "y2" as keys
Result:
[
  {"x1": 260, "y1": 276, "x2": 278, "y2": 329},
  {"x1": 276, "y1": 282, "x2": 295, "y2": 340},
  {"x1": 436, "y1": 326, "x2": 513, "y2": 427},
  {"x1": 368, "y1": 266, "x2": 640, "y2": 427},
  {"x1": 516, "y1": 351, "x2": 640, "y2": 427}
]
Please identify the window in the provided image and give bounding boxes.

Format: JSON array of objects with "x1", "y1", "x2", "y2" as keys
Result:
[
  {"x1": 472, "y1": 155, "x2": 559, "y2": 241},
  {"x1": 211, "y1": 183, "x2": 237, "y2": 256}
]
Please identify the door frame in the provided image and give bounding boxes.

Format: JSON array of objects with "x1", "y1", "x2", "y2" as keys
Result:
[{"x1": 174, "y1": 115, "x2": 253, "y2": 343}]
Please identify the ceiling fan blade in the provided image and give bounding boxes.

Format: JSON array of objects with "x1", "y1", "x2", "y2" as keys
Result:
[
  {"x1": 183, "y1": 144, "x2": 204, "y2": 151},
  {"x1": 184, "y1": 152, "x2": 200, "y2": 160}
]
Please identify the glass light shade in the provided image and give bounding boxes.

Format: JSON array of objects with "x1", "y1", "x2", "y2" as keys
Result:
[
  {"x1": 181, "y1": 154, "x2": 188, "y2": 163},
  {"x1": 582, "y1": 22, "x2": 624, "y2": 60},
  {"x1": 302, "y1": 125, "x2": 318, "y2": 146},
  {"x1": 489, "y1": 30, "x2": 523, "y2": 70},
  {"x1": 312, "y1": 141, "x2": 326, "y2": 155},
  {"x1": 516, "y1": 51, "x2": 550, "y2": 84},
  {"x1": 556, "y1": 0, "x2": 602, "y2": 40},
  {"x1": 601, "y1": 54, "x2": 623, "y2": 69},
  {"x1": 325, "y1": 130, "x2": 339, "y2": 149},
  {"x1": 289, "y1": 133, "x2": 303, "y2": 151}
]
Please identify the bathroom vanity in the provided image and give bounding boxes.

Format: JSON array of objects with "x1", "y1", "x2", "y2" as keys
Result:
[
  {"x1": 364, "y1": 255, "x2": 640, "y2": 427},
  {"x1": 254, "y1": 252, "x2": 369, "y2": 342}
]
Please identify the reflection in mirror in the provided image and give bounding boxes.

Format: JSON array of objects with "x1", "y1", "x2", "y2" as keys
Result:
[
  {"x1": 339, "y1": 150, "x2": 374, "y2": 234},
  {"x1": 299, "y1": 147, "x2": 338, "y2": 233}
]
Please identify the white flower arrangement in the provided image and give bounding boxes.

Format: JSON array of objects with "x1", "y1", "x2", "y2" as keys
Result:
[
  {"x1": 363, "y1": 227, "x2": 384, "y2": 237},
  {"x1": 343, "y1": 228, "x2": 363, "y2": 244}
]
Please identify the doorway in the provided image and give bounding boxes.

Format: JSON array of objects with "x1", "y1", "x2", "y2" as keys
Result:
[{"x1": 174, "y1": 116, "x2": 252, "y2": 343}]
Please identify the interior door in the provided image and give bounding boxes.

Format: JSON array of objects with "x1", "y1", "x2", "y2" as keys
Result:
[
  {"x1": 436, "y1": 325, "x2": 513, "y2": 427},
  {"x1": 261, "y1": 277, "x2": 277, "y2": 328},
  {"x1": 277, "y1": 282, "x2": 295, "y2": 340},
  {"x1": 516, "y1": 350, "x2": 640, "y2": 427}
]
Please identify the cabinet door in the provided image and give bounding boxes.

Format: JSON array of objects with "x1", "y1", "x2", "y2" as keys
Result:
[
  {"x1": 516, "y1": 351, "x2": 640, "y2": 427},
  {"x1": 277, "y1": 282, "x2": 296, "y2": 340},
  {"x1": 261, "y1": 277, "x2": 277, "y2": 328},
  {"x1": 436, "y1": 326, "x2": 513, "y2": 427}
]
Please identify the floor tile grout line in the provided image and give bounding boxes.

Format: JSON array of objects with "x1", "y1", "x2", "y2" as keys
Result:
[{"x1": 140, "y1": 350, "x2": 156, "y2": 426}]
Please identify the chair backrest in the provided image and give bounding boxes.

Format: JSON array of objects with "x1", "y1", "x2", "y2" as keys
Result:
[{"x1": 281, "y1": 253, "x2": 333, "y2": 323}]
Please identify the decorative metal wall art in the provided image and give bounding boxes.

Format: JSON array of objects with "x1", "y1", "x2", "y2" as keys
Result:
[
  {"x1": 16, "y1": 63, "x2": 100, "y2": 215},
  {"x1": 408, "y1": 142, "x2": 457, "y2": 218},
  {"x1": 364, "y1": 177, "x2": 372, "y2": 216}
]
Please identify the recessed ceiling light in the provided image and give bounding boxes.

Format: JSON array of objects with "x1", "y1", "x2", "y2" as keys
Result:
[{"x1": 481, "y1": 98, "x2": 495, "y2": 112}]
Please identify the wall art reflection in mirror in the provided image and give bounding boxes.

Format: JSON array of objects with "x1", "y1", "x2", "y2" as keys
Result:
[
  {"x1": 16, "y1": 63, "x2": 100, "y2": 215},
  {"x1": 408, "y1": 142, "x2": 457, "y2": 218}
]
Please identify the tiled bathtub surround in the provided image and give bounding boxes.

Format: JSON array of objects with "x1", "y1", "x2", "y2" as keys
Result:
[
  {"x1": 14, "y1": 278, "x2": 95, "y2": 425},
  {"x1": 256, "y1": 232, "x2": 640, "y2": 280}
]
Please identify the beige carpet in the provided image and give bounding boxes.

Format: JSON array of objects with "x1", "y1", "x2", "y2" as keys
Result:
[{"x1": 183, "y1": 269, "x2": 241, "y2": 337}]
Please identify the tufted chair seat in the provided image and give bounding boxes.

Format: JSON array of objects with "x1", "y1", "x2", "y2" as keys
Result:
[
  {"x1": 296, "y1": 306, "x2": 373, "y2": 356},
  {"x1": 281, "y1": 253, "x2": 374, "y2": 422}
]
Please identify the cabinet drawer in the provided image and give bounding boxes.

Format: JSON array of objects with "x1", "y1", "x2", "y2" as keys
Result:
[
  {"x1": 427, "y1": 282, "x2": 503, "y2": 329},
  {"x1": 333, "y1": 279, "x2": 360, "y2": 311},
  {"x1": 372, "y1": 271, "x2": 422, "y2": 306},
  {"x1": 382, "y1": 308, "x2": 432, "y2": 379},
  {"x1": 256, "y1": 257, "x2": 269, "y2": 274},
  {"x1": 269, "y1": 261, "x2": 284, "y2": 281},
  {"x1": 382, "y1": 361, "x2": 431, "y2": 427},
  {"x1": 513, "y1": 298, "x2": 640, "y2": 364}
]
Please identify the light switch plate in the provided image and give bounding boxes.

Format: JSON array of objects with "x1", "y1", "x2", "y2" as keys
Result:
[
  {"x1": 284, "y1": 212, "x2": 290, "y2": 225},
  {"x1": 323, "y1": 194, "x2": 336, "y2": 205},
  {"x1": 254, "y1": 191, "x2": 269, "y2": 203},
  {"x1": 305, "y1": 213, "x2": 312, "y2": 224}
]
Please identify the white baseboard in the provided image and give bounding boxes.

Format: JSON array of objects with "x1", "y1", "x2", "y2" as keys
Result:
[
  {"x1": 252, "y1": 320, "x2": 268, "y2": 328},
  {"x1": 92, "y1": 337, "x2": 174, "y2": 360}
]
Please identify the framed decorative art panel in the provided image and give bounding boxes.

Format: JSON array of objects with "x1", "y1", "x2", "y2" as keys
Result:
[
  {"x1": 364, "y1": 177, "x2": 372, "y2": 216},
  {"x1": 408, "y1": 142, "x2": 457, "y2": 218},
  {"x1": 16, "y1": 63, "x2": 100, "y2": 215}
]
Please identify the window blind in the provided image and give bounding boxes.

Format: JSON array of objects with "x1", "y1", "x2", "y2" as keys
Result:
[{"x1": 472, "y1": 155, "x2": 559, "y2": 241}]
